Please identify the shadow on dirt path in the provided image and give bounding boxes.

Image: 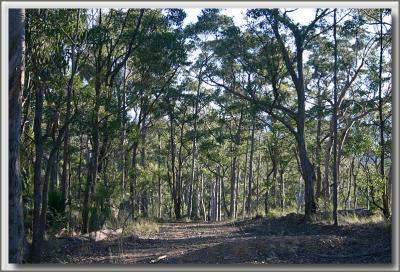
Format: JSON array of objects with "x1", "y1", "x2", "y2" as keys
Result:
[{"x1": 42, "y1": 214, "x2": 391, "y2": 264}]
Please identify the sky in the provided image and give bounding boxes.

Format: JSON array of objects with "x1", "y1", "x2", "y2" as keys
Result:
[{"x1": 183, "y1": 8, "x2": 317, "y2": 27}]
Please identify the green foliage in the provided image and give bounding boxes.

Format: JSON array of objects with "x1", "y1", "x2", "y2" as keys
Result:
[
  {"x1": 48, "y1": 191, "x2": 64, "y2": 215},
  {"x1": 20, "y1": 8, "x2": 392, "y2": 242}
]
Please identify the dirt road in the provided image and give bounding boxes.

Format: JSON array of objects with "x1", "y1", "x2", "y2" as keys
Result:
[{"x1": 43, "y1": 215, "x2": 391, "y2": 264}]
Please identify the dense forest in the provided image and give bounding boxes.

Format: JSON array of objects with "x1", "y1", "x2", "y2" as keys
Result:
[{"x1": 8, "y1": 8, "x2": 392, "y2": 264}]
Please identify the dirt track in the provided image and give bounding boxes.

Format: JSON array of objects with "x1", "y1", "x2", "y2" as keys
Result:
[{"x1": 43, "y1": 215, "x2": 391, "y2": 264}]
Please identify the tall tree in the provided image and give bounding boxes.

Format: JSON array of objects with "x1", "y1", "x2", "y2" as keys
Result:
[
  {"x1": 9, "y1": 8, "x2": 25, "y2": 264},
  {"x1": 332, "y1": 8, "x2": 339, "y2": 226},
  {"x1": 378, "y1": 9, "x2": 390, "y2": 219}
]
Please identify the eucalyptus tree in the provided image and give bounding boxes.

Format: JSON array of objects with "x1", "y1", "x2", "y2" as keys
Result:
[
  {"x1": 81, "y1": 8, "x2": 145, "y2": 233},
  {"x1": 245, "y1": 8, "x2": 336, "y2": 221},
  {"x1": 186, "y1": 55, "x2": 208, "y2": 218},
  {"x1": 59, "y1": 10, "x2": 88, "y2": 215},
  {"x1": 306, "y1": 35, "x2": 332, "y2": 202},
  {"x1": 9, "y1": 8, "x2": 25, "y2": 264},
  {"x1": 374, "y1": 9, "x2": 391, "y2": 219},
  {"x1": 357, "y1": 8, "x2": 392, "y2": 218},
  {"x1": 332, "y1": 8, "x2": 339, "y2": 225},
  {"x1": 122, "y1": 8, "x2": 187, "y2": 218},
  {"x1": 22, "y1": 9, "x2": 90, "y2": 262},
  {"x1": 161, "y1": 84, "x2": 194, "y2": 219}
]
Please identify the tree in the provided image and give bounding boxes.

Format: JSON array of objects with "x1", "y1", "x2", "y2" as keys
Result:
[
  {"x1": 209, "y1": 8, "x2": 331, "y2": 221},
  {"x1": 377, "y1": 9, "x2": 390, "y2": 219},
  {"x1": 82, "y1": 8, "x2": 145, "y2": 233},
  {"x1": 9, "y1": 8, "x2": 25, "y2": 264},
  {"x1": 332, "y1": 8, "x2": 339, "y2": 226},
  {"x1": 13, "y1": 8, "x2": 392, "y2": 263}
]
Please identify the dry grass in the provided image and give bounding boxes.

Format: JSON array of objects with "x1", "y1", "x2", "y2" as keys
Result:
[
  {"x1": 311, "y1": 211, "x2": 389, "y2": 227},
  {"x1": 339, "y1": 212, "x2": 388, "y2": 226},
  {"x1": 123, "y1": 218, "x2": 160, "y2": 236}
]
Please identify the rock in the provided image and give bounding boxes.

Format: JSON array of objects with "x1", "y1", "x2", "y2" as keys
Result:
[{"x1": 150, "y1": 255, "x2": 167, "y2": 263}]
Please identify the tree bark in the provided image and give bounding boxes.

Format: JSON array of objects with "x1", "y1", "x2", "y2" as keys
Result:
[
  {"x1": 242, "y1": 134, "x2": 249, "y2": 219},
  {"x1": 315, "y1": 81, "x2": 323, "y2": 201},
  {"x1": 140, "y1": 117, "x2": 149, "y2": 217},
  {"x1": 246, "y1": 115, "x2": 256, "y2": 215},
  {"x1": 31, "y1": 78, "x2": 44, "y2": 263},
  {"x1": 256, "y1": 134, "x2": 261, "y2": 215},
  {"x1": 82, "y1": 10, "x2": 104, "y2": 233},
  {"x1": 271, "y1": 12, "x2": 319, "y2": 222},
  {"x1": 61, "y1": 42, "x2": 78, "y2": 214},
  {"x1": 229, "y1": 109, "x2": 243, "y2": 218},
  {"x1": 323, "y1": 131, "x2": 333, "y2": 203},
  {"x1": 187, "y1": 70, "x2": 201, "y2": 218},
  {"x1": 280, "y1": 168, "x2": 285, "y2": 215},
  {"x1": 157, "y1": 133, "x2": 162, "y2": 218},
  {"x1": 9, "y1": 8, "x2": 25, "y2": 264},
  {"x1": 332, "y1": 8, "x2": 339, "y2": 226},
  {"x1": 168, "y1": 108, "x2": 181, "y2": 220},
  {"x1": 378, "y1": 10, "x2": 390, "y2": 219}
]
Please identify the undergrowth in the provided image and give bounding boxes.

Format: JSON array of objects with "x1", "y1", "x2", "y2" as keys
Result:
[{"x1": 123, "y1": 218, "x2": 160, "y2": 236}]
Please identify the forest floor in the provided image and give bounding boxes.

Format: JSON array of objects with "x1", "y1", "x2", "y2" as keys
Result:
[{"x1": 42, "y1": 213, "x2": 391, "y2": 264}]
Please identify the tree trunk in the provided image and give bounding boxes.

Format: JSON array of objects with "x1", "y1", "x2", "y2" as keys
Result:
[
  {"x1": 216, "y1": 168, "x2": 221, "y2": 221},
  {"x1": 229, "y1": 153, "x2": 237, "y2": 219},
  {"x1": 256, "y1": 133, "x2": 261, "y2": 215},
  {"x1": 271, "y1": 12, "x2": 317, "y2": 222},
  {"x1": 200, "y1": 171, "x2": 206, "y2": 221},
  {"x1": 246, "y1": 115, "x2": 256, "y2": 215},
  {"x1": 242, "y1": 136, "x2": 249, "y2": 219},
  {"x1": 378, "y1": 10, "x2": 390, "y2": 219},
  {"x1": 82, "y1": 10, "x2": 103, "y2": 233},
  {"x1": 140, "y1": 119, "x2": 149, "y2": 217},
  {"x1": 332, "y1": 8, "x2": 339, "y2": 226},
  {"x1": 211, "y1": 174, "x2": 216, "y2": 222},
  {"x1": 60, "y1": 46, "x2": 76, "y2": 214},
  {"x1": 176, "y1": 121, "x2": 185, "y2": 219},
  {"x1": 120, "y1": 63, "x2": 127, "y2": 194},
  {"x1": 157, "y1": 134, "x2": 162, "y2": 218},
  {"x1": 220, "y1": 173, "x2": 229, "y2": 218},
  {"x1": 31, "y1": 78, "x2": 44, "y2": 263},
  {"x1": 297, "y1": 135, "x2": 316, "y2": 222},
  {"x1": 187, "y1": 71, "x2": 201, "y2": 218},
  {"x1": 315, "y1": 83, "x2": 323, "y2": 201},
  {"x1": 235, "y1": 165, "x2": 240, "y2": 218},
  {"x1": 130, "y1": 142, "x2": 139, "y2": 218},
  {"x1": 345, "y1": 157, "x2": 355, "y2": 209},
  {"x1": 323, "y1": 132, "x2": 333, "y2": 203},
  {"x1": 82, "y1": 73, "x2": 101, "y2": 234},
  {"x1": 9, "y1": 8, "x2": 25, "y2": 264},
  {"x1": 280, "y1": 169, "x2": 285, "y2": 215},
  {"x1": 168, "y1": 110, "x2": 181, "y2": 220},
  {"x1": 353, "y1": 160, "x2": 358, "y2": 209},
  {"x1": 60, "y1": 126, "x2": 68, "y2": 209},
  {"x1": 229, "y1": 109, "x2": 243, "y2": 219},
  {"x1": 296, "y1": 53, "x2": 317, "y2": 221}
]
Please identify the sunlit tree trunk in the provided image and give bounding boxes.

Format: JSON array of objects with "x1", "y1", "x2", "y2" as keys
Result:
[
  {"x1": 315, "y1": 79, "x2": 323, "y2": 201},
  {"x1": 187, "y1": 70, "x2": 201, "y2": 218},
  {"x1": 378, "y1": 9, "x2": 390, "y2": 219},
  {"x1": 332, "y1": 8, "x2": 339, "y2": 226},
  {"x1": 242, "y1": 135, "x2": 249, "y2": 219},
  {"x1": 246, "y1": 115, "x2": 256, "y2": 215}
]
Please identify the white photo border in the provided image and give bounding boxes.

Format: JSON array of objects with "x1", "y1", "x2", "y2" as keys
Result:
[{"x1": 1, "y1": 1, "x2": 398, "y2": 271}]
